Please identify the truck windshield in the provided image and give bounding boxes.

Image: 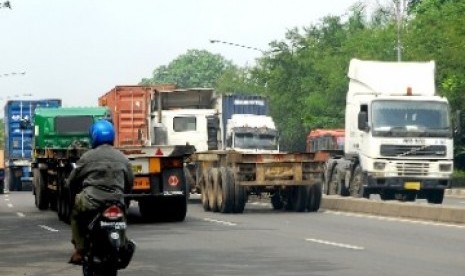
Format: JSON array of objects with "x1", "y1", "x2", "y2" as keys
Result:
[
  {"x1": 234, "y1": 133, "x2": 278, "y2": 150},
  {"x1": 55, "y1": 116, "x2": 94, "y2": 134},
  {"x1": 371, "y1": 100, "x2": 451, "y2": 137}
]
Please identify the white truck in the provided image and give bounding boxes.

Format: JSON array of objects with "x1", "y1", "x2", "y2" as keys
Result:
[
  {"x1": 150, "y1": 88, "x2": 324, "y2": 213},
  {"x1": 324, "y1": 59, "x2": 453, "y2": 204}
]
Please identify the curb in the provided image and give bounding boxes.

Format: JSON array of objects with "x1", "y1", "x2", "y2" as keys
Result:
[
  {"x1": 321, "y1": 196, "x2": 465, "y2": 225},
  {"x1": 445, "y1": 189, "x2": 465, "y2": 198}
]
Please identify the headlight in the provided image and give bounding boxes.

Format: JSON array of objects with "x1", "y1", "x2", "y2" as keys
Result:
[
  {"x1": 439, "y1": 164, "x2": 452, "y2": 172},
  {"x1": 374, "y1": 162, "x2": 386, "y2": 170}
]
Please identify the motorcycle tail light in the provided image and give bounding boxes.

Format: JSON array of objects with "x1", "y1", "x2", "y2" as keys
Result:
[{"x1": 103, "y1": 205, "x2": 124, "y2": 220}]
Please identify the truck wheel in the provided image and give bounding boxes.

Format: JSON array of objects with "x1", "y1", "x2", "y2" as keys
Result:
[
  {"x1": 425, "y1": 190, "x2": 444, "y2": 204},
  {"x1": 287, "y1": 186, "x2": 307, "y2": 212},
  {"x1": 233, "y1": 174, "x2": 246, "y2": 213},
  {"x1": 271, "y1": 192, "x2": 284, "y2": 210},
  {"x1": 139, "y1": 200, "x2": 156, "y2": 221},
  {"x1": 207, "y1": 168, "x2": 219, "y2": 212},
  {"x1": 350, "y1": 166, "x2": 369, "y2": 198},
  {"x1": 307, "y1": 183, "x2": 322, "y2": 212},
  {"x1": 33, "y1": 168, "x2": 49, "y2": 210},
  {"x1": 0, "y1": 180, "x2": 4, "y2": 194},
  {"x1": 166, "y1": 196, "x2": 187, "y2": 222},
  {"x1": 380, "y1": 190, "x2": 395, "y2": 200},
  {"x1": 200, "y1": 170, "x2": 210, "y2": 211},
  {"x1": 219, "y1": 167, "x2": 234, "y2": 213}
]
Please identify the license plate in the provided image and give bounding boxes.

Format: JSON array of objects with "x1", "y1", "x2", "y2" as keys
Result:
[
  {"x1": 133, "y1": 177, "x2": 150, "y2": 190},
  {"x1": 404, "y1": 182, "x2": 420, "y2": 190}
]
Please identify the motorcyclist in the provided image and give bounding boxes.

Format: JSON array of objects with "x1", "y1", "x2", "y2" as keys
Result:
[{"x1": 67, "y1": 119, "x2": 134, "y2": 264}]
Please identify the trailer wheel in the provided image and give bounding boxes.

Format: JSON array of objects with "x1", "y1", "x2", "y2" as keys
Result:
[
  {"x1": 200, "y1": 170, "x2": 210, "y2": 211},
  {"x1": 350, "y1": 166, "x2": 369, "y2": 198},
  {"x1": 425, "y1": 189, "x2": 444, "y2": 204},
  {"x1": 287, "y1": 186, "x2": 307, "y2": 212},
  {"x1": 219, "y1": 167, "x2": 234, "y2": 213},
  {"x1": 307, "y1": 183, "x2": 322, "y2": 212},
  {"x1": 233, "y1": 174, "x2": 246, "y2": 213},
  {"x1": 207, "y1": 168, "x2": 219, "y2": 212},
  {"x1": 33, "y1": 168, "x2": 49, "y2": 210}
]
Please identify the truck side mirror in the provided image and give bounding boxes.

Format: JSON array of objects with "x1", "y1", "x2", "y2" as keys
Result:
[
  {"x1": 358, "y1": 111, "x2": 369, "y2": 131},
  {"x1": 455, "y1": 110, "x2": 462, "y2": 137}
]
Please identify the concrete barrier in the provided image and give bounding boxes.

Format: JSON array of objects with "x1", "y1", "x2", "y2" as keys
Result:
[{"x1": 321, "y1": 196, "x2": 465, "y2": 224}]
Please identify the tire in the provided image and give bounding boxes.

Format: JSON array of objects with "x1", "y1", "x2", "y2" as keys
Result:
[
  {"x1": 287, "y1": 186, "x2": 307, "y2": 212},
  {"x1": 425, "y1": 189, "x2": 444, "y2": 204},
  {"x1": 271, "y1": 193, "x2": 284, "y2": 210},
  {"x1": 165, "y1": 196, "x2": 187, "y2": 222},
  {"x1": 219, "y1": 167, "x2": 234, "y2": 213},
  {"x1": 200, "y1": 170, "x2": 210, "y2": 211},
  {"x1": 0, "y1": 180, "x2": 4, "y2": 194},
  {"x1": 207, "y1": 168, "x2": 219, "y2": 212},
  {"x1": 33, "y1": 168, "x2": 49, "y2": 210},
  {"x1": 380, "y1": 190, "x2": 395, "y2": 200},
  {"x1": 350, "y1": 166, "x2": 369, "y2": 198},
  {"x1": 139, "y1": 200, "x2": 157, "y2": 221},
  {"x1": 233, "y1": 173, "x2": 246, "y2": 213},
  {"x1": 307, "y1": 183, "x2": 322, "y2": 212}
]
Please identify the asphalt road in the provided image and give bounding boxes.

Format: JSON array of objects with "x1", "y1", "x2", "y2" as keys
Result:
[{"x1": 1, "y1": 192, "x2": 464, "y2": 276}]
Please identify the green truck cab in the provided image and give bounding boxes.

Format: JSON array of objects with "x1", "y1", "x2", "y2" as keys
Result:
[{"x1": 32, "y1": 107, "x2": 110, "y2": 221}]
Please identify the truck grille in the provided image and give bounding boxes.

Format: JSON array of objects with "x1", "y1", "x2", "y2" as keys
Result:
[
  {"x1": 381, "y1": 145, "x2": 446, "y2": 157},
  {"x1": 396, "y1": 162, "x2": 430, "y2": 176}
]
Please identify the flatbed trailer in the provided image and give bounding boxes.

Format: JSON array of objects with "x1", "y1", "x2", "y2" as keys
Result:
[{"x1": 193, "y1": 150, "x2": 325, "y2": 213}]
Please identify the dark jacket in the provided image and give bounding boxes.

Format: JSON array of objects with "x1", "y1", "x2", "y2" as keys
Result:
[{"x1": 66, "y1": 144, "x2": 134, "y2": 209}]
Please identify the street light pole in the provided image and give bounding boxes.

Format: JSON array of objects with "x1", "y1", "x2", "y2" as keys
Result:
[{"x1": 209, "y1": 39, "x2": 265, "y2": 53}]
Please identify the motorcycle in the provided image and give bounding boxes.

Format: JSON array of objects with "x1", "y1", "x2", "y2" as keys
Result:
[{"x1": 80, "y1": 201, "x2": 136, "y2": 276}]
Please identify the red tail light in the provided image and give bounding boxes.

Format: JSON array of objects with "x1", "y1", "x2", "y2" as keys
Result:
[{"x1": 103, "y1": 205, "x2": 124, "y2": 220}]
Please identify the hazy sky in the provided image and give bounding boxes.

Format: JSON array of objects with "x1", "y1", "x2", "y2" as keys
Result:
[{"x1": 0, "y1": 0, "x2": 359, "y2": 108}]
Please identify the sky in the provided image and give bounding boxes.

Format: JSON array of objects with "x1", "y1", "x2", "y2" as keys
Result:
[{"x1": 0, "y1": 0, "x2": 361, "y2": 109}]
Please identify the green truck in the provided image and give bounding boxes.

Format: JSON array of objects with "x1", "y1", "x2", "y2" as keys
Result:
[{"x1": 32, "y1": 107, "x2": 192, "y2": 222}]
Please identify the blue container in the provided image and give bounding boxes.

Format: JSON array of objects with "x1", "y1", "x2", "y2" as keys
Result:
[
  {"x1": 3, "y1": 99, "x2": 62, "y2": 190},
  {"x1": 221, "y1": 94, "x2": 269, "y2": 144}
]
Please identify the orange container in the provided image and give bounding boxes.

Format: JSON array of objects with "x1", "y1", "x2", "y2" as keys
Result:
[{"x1": 98, "y1": 84, "x2": 175, "y2": 147}]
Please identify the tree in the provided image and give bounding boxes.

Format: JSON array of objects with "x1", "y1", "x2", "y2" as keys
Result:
[{"x1": 140, "y1": 49, "x2": 235, "y2": 88}]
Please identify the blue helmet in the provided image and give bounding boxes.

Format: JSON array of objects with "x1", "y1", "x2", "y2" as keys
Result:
[{"x1": 90, "y1": 120, "x2": 115, "y2": 148}]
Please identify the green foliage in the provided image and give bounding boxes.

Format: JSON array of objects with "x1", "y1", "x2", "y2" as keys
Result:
[{"x1": 140, "y1": 49, "x2": 235, "y2": 88}]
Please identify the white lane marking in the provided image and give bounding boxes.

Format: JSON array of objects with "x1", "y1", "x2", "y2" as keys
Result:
[
  {"x1": 459, "y1": 201, "x2": 465, "y2": 204},
  {"x1": 325, "y1": 210, "x2": 465, "y2": 229},
  {"x1": 5, "y1": 198, "x2": 10, "y2": 201},
  {"x1": 203, "y1": 218, "x2": 237, "y2": 226},
  {"x1": 17, "y1": 212, "x2": 25, "y2": 217},
  {"x1": 306, "y1": 238, "x2": 364, "y2": 250},
  {"x1": 7, "y1": 203, "x2": 13, "y2": 208},
  {"x1": 38, "y1": 225, "x2": 59, "y2": 232}
]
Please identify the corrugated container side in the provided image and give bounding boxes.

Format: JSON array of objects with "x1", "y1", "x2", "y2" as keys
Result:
[
  {"x1": 4, "y1": 99, "x2": 62, "y2": 161},
  {"x1": 221, "y1": 95, "x2": 269, "y2": 143},
  {"x1": 99, "y1": 85, "x2": 175, "y2": 147}
]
